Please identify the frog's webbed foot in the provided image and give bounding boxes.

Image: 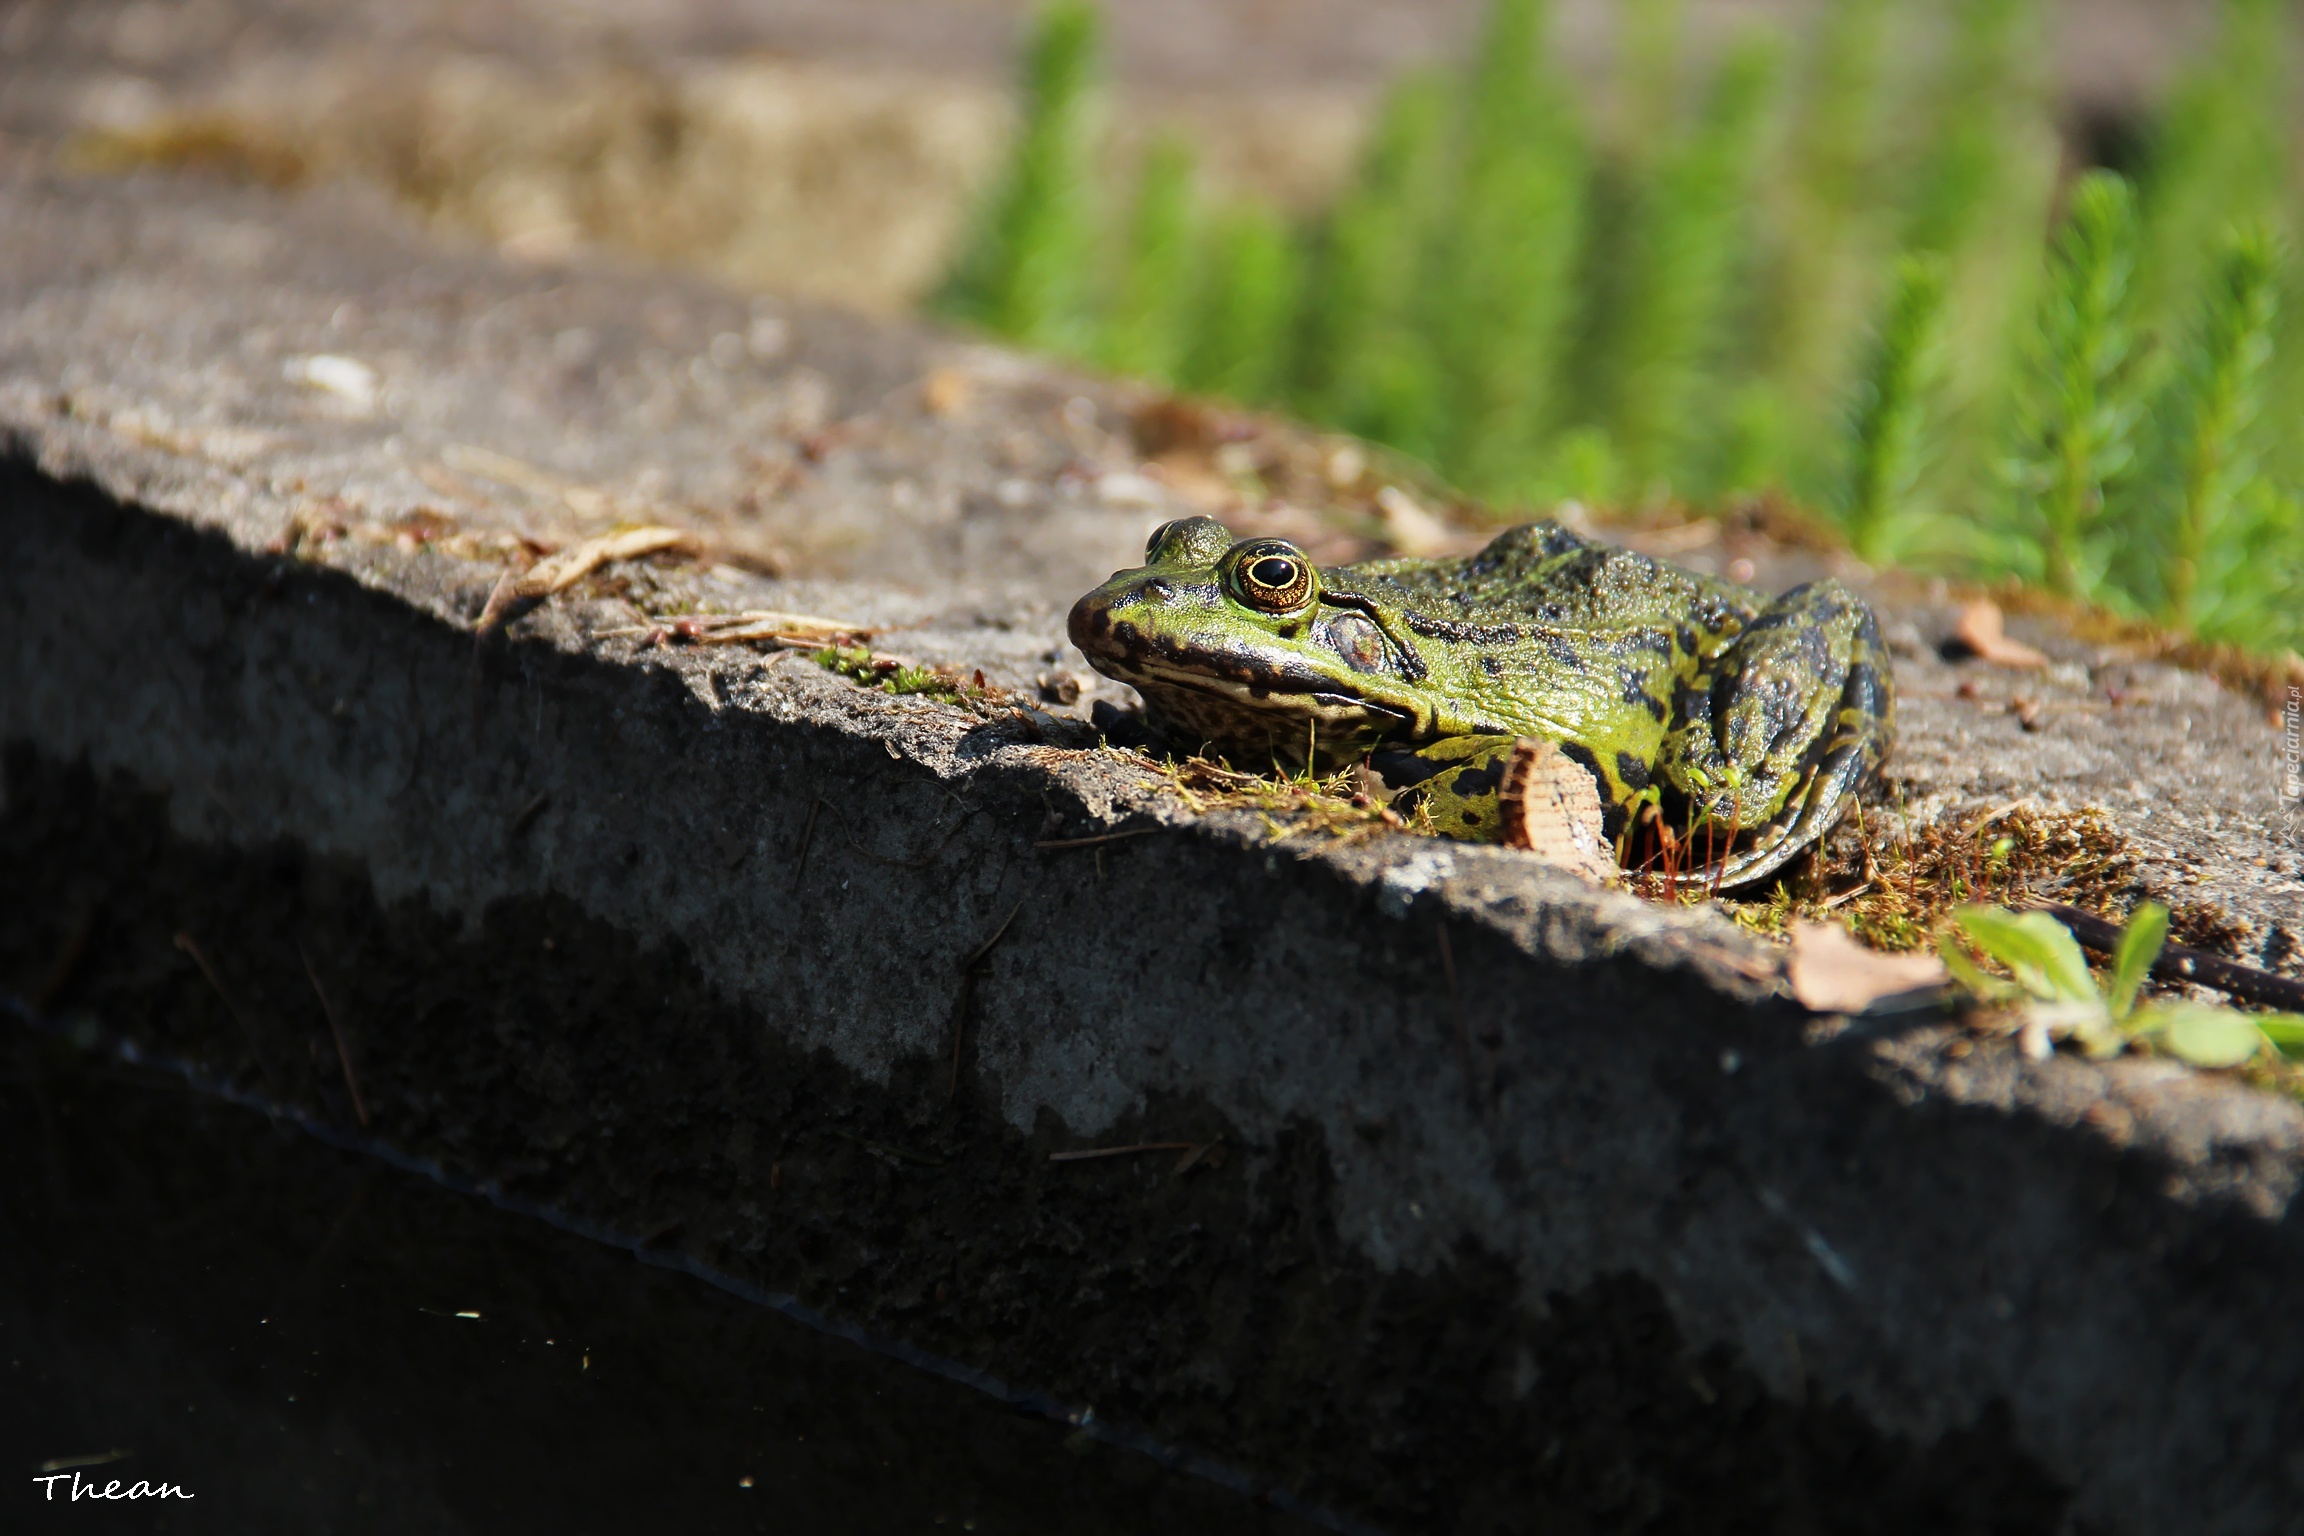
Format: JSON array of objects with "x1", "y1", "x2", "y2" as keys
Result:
[{"x1": 1661, "y1": 579, "x2": 1894, "y2": 890}]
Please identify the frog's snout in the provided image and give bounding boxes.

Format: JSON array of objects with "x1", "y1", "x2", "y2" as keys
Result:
[
  {"x1": 1067, "y1": 590, "x2": 1112, "y2": 654},
  {"x1": 1068, "y1": 574, "x2": 1171, "y2": 661}
]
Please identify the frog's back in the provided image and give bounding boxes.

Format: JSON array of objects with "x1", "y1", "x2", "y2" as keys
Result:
[{"x1": 1336, "y1": 520, "x2": 1756, "y2": 643}]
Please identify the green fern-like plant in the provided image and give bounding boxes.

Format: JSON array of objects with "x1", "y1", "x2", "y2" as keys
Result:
[
  {"x1": 1428, "y1": 0, "x2": 1589, "y2": 499},
  {"x1": 1902, "y1": 0, "x2": 2041, "y2": 260},
  {"x1": 2185, "y1": 481, "x2": 2304, "y2": 653},
  {"x1": 1839, "y1": 253, "x2": 1950, "y2": 559},
  {"x1": 1602, "y1": 34, "x2": 1784, "y2": 500},
  {"x1": 1098, "y1": 134, "x2": 1199, "y2": 384},
  {"x1": 1899, "y1": 0, "x2": 2058, "y2": 544},
  {"x1": 2129, "y1": 0, "x2": 2301, "y2": 503},
  {"x1": 2133, "y1": 0, "x2": 2293, "y2": 332},
  {"x1": 1294, "y1": 71, "x2": 1453, "y2": 462},
  {"x1": 939, "y1": 0, "x2": 1102, "y2": 351},
  {"x1": 2154, "y1": 223, "x2": 2282, "y2": 632},
  {"x1": 1615, "y1": 0, "x2": 1688, "y2": 167},
  {"x1": 928, "y1": 0, "x2": 2304, "y2": 661},
  {"x1": 2011, "y1": 170, "x2": 2143, "y2": 598},
  {"x1": 1737, "y1": 0, "x2": 1895, "y2": 499},
  {"x1": 1178, "y1": 203, "x2": 1302, "y2": 405}
]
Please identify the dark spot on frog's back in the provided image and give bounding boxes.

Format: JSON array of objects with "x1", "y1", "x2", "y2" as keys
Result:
[
  {"x1": 1615, "y1": 752, "x2": 1652, "y2": 794},
  {"x1": 1691, "y1": 591, "x2": 1751, "y2": 635},
  {"x1": 1479, "y1": 653, "x2": 1507, "y2": 678},
  {"x1": 1541, "y1": 632, "x2": 1584, "y2": 672},
  {"x1": 1846, "y1": 659, "x2": 1886, "y2": 714}
]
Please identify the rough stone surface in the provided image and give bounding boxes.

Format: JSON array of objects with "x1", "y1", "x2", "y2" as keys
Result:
[{"x1": 6, "y1": 170, "x2": 2304, "y2": 1534}]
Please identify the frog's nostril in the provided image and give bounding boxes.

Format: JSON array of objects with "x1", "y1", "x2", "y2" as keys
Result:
[{"x1": 1144, "y1": 578, "x2": 1174, "y2": 602}]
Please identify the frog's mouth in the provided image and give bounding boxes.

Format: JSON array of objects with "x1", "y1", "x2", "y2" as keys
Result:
[
  {"x1": 1069, "y1": 588, "x2": 1434, "y2": 748},
  {"x1": 1079, "y1": 645, "x2": 1430, "y2": 767},
  {"x1": 1117, "y1": 654, "x2": 1421, "y2": 733}
]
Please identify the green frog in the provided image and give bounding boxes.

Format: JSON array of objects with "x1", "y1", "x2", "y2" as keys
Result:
[{"x1": 1068, "y1": 516, "x2": 1893, "y2": 889}]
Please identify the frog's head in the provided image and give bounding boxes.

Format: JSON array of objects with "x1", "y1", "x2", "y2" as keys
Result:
[{"x1": 1067, "y1": 517, "x2": 1434, "y2": 767}]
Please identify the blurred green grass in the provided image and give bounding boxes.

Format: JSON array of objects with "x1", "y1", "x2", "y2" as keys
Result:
[{"x1": 941, "y1": 0, "x2": 2302, "y2": 658}]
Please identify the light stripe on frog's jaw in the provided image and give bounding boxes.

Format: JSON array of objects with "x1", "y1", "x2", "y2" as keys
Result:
[
  {"x1": 1128, "y1": 679, "x2": 1414, "y2": 768},
  {"x1": 1121, "y1": 652, "x2": 1419, "y2": 732},
  {"x1": 1068, "y1": 582, "x2": 1432, "y2": 758}
]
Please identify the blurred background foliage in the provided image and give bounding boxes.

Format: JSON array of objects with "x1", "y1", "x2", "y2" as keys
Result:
[{"x1": 940, "y1": 0, "x2": 2303, "y2": 656}]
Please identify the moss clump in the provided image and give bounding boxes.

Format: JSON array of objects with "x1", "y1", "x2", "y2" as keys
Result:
[
  {"x1": 808, "y1": 646, "x2": 1007, "y2": 709},
  {"x1": 1651, "y1": 799, "x2": 2142, "y2": 953},
  {"x1": 1150, "y1": 754, "x2": 1426, "y2": 843}
]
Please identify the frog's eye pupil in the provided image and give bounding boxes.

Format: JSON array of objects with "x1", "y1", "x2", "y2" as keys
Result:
[{"x1": 1250, "y1": 557, "x2": 1298, "y2": 589}]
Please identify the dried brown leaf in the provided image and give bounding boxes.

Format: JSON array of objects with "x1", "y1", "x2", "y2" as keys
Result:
[
  {"x1": 1788, "y1": 921, "x2": 1950, "y2": 1013},
  {"x1": 477, "y1": 525, "x2": 695, "y2": 635},
  {"x1": 1952, "y1": 600, "x2": 2047, "y2": 669}
]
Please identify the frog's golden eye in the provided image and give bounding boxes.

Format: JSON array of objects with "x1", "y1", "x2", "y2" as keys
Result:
[{"x1": 1225, "y1": 540, "x2": 1316, "y2": 615}]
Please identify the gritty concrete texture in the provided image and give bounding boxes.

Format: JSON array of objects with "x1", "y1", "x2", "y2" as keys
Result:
[{"x1": 4, "y1": 170, "x2": 2304, "y2": 1534}]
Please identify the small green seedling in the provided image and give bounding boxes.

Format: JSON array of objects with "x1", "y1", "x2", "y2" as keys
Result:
[{"x1": 1943, "y1": 901, "x2": 2302, "y2": 1067}]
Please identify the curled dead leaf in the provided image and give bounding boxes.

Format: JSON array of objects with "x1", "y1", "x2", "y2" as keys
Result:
[
  {"x1": 1952, "y1": 600, "x2": 2047, "y2": 669},
  {"x1": 683, "y1": 611, "x2": 873, "y2": 647},
  {"x1": 476, "y1": 525, "x2": 696, "y2": 636}
]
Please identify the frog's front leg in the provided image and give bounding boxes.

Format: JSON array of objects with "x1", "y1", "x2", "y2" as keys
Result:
[{"x1": 1661, "y1": 579, "x2": 1893, "y2": 888}]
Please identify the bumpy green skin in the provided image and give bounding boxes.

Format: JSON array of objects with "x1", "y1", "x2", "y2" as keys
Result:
[{"x1": 1068, "y1": 516, "x2": 1895, "y2": 888}]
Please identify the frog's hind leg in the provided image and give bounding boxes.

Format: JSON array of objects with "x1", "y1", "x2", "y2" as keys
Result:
[{"x1": 1661, "y1": 579, "x2": 1893, "y2": 890}]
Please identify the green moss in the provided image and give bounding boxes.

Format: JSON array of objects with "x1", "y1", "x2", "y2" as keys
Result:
[{"x1": 809, "y1": 646, "x2": 992, "y2": 706}]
